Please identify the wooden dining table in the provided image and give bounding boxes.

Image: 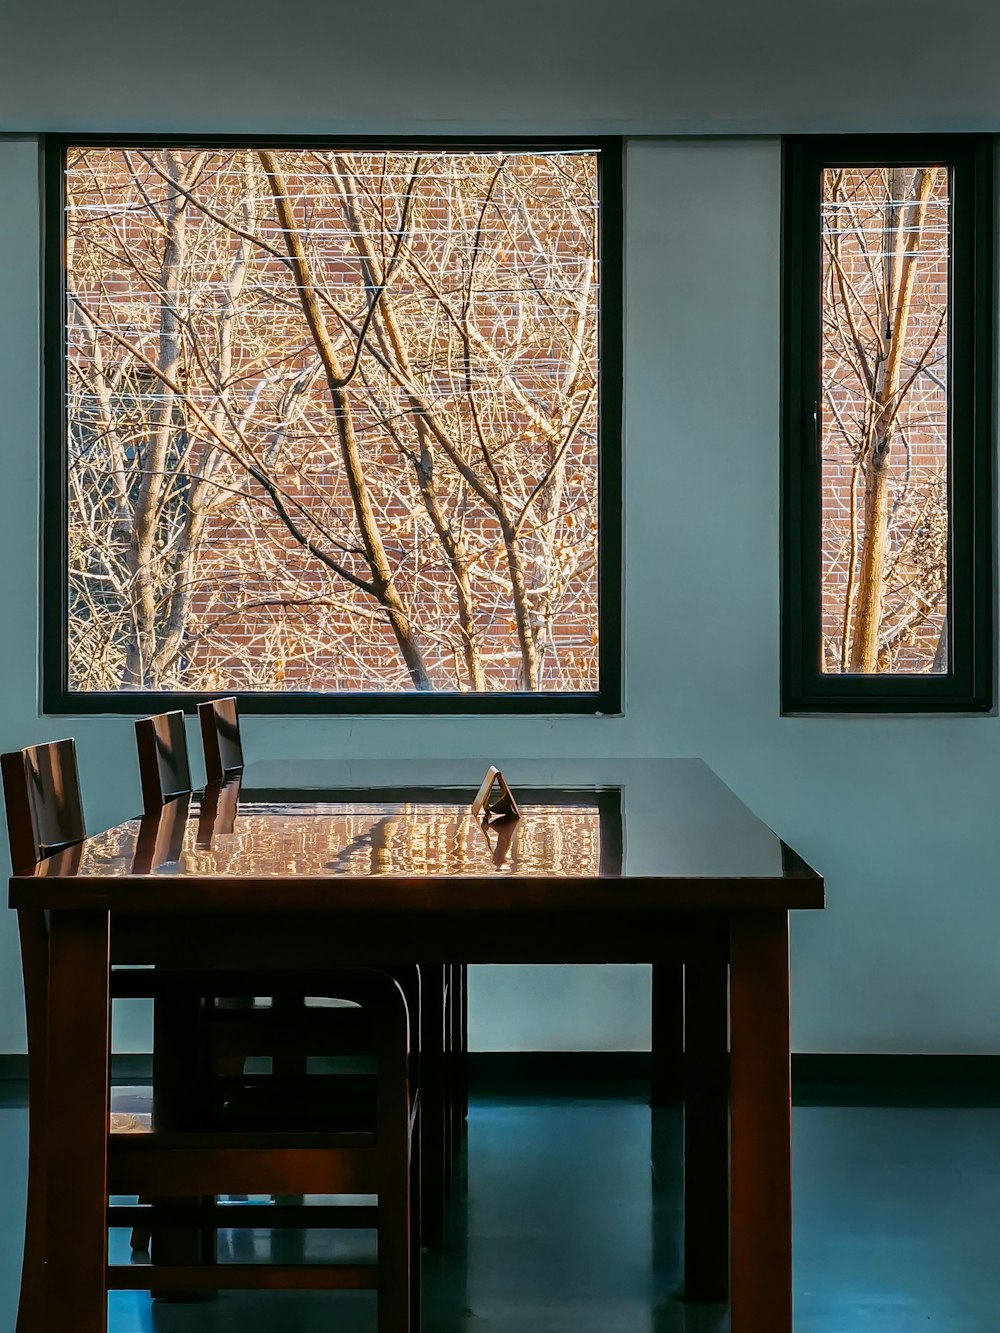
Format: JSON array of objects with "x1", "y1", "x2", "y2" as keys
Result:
[{"x1": 8, "y1": 757, "x2": 823, "y2": 1333}]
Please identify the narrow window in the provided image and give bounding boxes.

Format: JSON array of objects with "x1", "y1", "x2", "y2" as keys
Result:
[{"x1": 782, "y1": 137, "x2": 993, "y2": 713}]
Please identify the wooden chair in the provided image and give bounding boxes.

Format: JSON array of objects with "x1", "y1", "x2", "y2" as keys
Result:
[
  {"x1": 134, "y1": 711, "x2": 212, "y2": 1264},
  {"x1": 112, "y1": 965, "x2": 416, "y2": 1327},
  {"x1": 2, "y1": 739, "x2": 85, "y2": 1331},
  {"x1": 3, "y1": 738, "x2": 417, "y2": 1332},
  {"x1": 141, "y1": 709, "x2": 431, "y2": 1241},
  {"x1": 1, "y1": 738, "x2": 208, "y2": 1305},
  {"x1": 0, "y1": 740, "x2": 196, "y2": 1309},
  {"x1": 195, "y1": 698, "x2": 457, "y2": 1244}
]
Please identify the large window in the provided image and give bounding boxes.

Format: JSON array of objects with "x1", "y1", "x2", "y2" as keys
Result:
[
  {"x1": 44, "y1": 138, "x2": 622, "y2": 714},
  {"x1": 782, "y1": 137, "x2": 993, "y2": 713}
]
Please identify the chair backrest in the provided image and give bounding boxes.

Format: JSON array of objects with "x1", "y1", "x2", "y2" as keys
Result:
[
  {"x1": 198, "y1": 697, "x2": 244, "y2": 782},
  {"x1": 1, "y1": 738, "x2": 86, "y2": 872},
  {"x1": 135, "y1": 711, "x2": 192, "y2": 813}
]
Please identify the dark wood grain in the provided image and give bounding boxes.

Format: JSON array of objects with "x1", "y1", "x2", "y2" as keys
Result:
[
  {"x1": 729, "y1": 911, "x2": 792, "y2": 1332},
  {"x1": 13, "y1": 764, "x2": 824, "y2": 916}
]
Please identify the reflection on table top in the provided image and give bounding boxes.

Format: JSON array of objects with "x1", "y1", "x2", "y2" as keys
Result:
[
  {"x1": 10, "y1": 761, "x2": 823, "y2": 912},
  {"x1": 38, "y1": 800, "x2": 610, "y2": 880}
]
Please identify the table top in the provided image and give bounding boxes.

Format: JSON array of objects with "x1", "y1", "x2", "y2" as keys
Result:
[{"x1": 9, "y1": 760, "x2": 822, "y2": 914}]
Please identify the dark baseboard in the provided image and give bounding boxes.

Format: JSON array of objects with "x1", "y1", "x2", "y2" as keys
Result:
[
  {"x1": 467, "y1": 1052, "x2": 1000, "y2": 1105},
  {"x1": 791, "y1": 1054, "x2": 1000, "y2": 1106},
  {"x1": 0, "y1": 1054, "x2": 155, "y2": 1082},
  {"x1": 3, "y1": 1052, "x2": 1000, "y2": 1106},
  {"x1": 468, "y1": 1052, "x2": 651, "y2": 1083},
  {"x1": 469, "y1": 1051, "x2": 1000, "y2": 1082},
  {"x1": 792, "y1": 1053, "x2": 1000, "y2": 1084}
]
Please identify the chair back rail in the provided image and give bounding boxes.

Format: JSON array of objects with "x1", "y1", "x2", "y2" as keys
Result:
[
  {"x1": 135, "y1": 711, "x2": 192, "y2": 813},
  {"x1": 198, "y1": 697, "x2": 244, "y2": 782},
  {"x1": 2, "y1": 738, "x2": 86, "y2": 872}
]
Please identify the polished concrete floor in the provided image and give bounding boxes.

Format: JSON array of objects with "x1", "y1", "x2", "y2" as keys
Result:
[{"x1": 1, "y1": 1078, "x2": 998, "y2": 1332}]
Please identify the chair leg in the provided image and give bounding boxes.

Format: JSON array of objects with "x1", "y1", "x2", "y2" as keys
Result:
[
  {"x1": 443, "y1": 967, "x2": 453, "y2": 1198},
  {"x1": 150, "y1": 988, "x2": 216, "y2": 1294},
  {"x1": 419, "y1": 964, "x2": 447, "y2": 1248},
  {"x1": 461, "y1": 963, "x2": 468, "y2": 1120},
  {"x1": 378, "y1": 1026, "x2": 414, "y2": 1333},
  {"x1": 271, "y1": 993, "x2": 308, "y2": 1078},
  {"x1": 130, "y1": 1204, "x2": 151, "y2": 1252},
  {"x1": 651, "y1": 962, "x2": 685, "y2": 1106},
  {"x1": 450, "y1": 963, "x2": 468, "y2": 1136},
  {"x1": 380, "y1": 1170, "x2": 413, "y2": 1332},
  {"x1": 16, "y1": 910, "x2": 48, "y2": 1333},
  {"x1": 409, "y1": 1104, "x2": 422, "y2": 1332}
]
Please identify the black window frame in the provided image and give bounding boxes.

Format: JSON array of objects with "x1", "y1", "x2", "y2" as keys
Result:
[
  {"x1": 42, "y1": 133, "x2": 623, "y2": 717},
  {"x1": 781, "y1": 134, "x2": 995, "y2": 715}
]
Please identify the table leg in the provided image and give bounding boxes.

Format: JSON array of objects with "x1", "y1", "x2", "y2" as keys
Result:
[
  {"x1": 683, "y1": 958, "x2": 729, "y2": 1301},
  {"x1": 448, "y1": 963, "x2": 467, "y2": 1149},
  {"x1": 457, "y1": 962, "x2": 468, "y2": 1123},
  {"x1": 420, "y1": 963, "x2": 447, "y2": 1249},
  {"x1": 442, "y1": 967, "x2": 453, "y2": 1198},
  {"x1": 650, "y1": 962, "x2": 683, "y2": 1106},
  {"x1": 45, "y1": 911, "x2": 110, "y2": 1333},
  {"x1": 729, "y1": 911, "x2": 792, "y2": 1333}
]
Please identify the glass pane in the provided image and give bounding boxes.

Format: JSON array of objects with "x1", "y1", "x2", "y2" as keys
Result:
[
  {"x1": 820, "y1": 165, "x2": 950, "y2": 674},
  {"x1": 64, "y1": 148, "x2": 600, "y2": 694}
]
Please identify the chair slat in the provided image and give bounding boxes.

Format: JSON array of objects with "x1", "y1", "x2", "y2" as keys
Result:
[{"x1": 105, "y1": 1264, "x2": 379, "y2": 1291}]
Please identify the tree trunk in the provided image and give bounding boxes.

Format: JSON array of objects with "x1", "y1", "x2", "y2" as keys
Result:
[
  {"x1": 848, "y1": 167, "x2": 936, "y2": 673},
  {"x1": 123, "y1": 150, "x2": 193, "y2": 687},
  {"x1": 258, "y1": 151, "x2": 431, "y2": 691},
  {"x1": 152, "y1": 153, "x2": 256, "y2": 683},
  {"x1": 327, "y1": 158, "x2": 486, "y2": 691}
]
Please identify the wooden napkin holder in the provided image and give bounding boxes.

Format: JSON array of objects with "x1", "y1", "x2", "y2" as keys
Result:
[{"x1": 471, "y1": 766, "x2": 520, "y2": 825}]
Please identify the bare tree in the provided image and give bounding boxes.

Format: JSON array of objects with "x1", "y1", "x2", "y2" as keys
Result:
[
  {"x1": 64, "y1": 147, "x2": 601, "y2": 693},
  {"x1": 820, "y1": 165, "x2": 949, "y2": 674}
]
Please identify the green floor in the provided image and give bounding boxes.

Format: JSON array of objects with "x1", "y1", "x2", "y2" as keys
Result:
[{"x1": 2, "y1": 1080, "x2": 999, "y2": 1332}]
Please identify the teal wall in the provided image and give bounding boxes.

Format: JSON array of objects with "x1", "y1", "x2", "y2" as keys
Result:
[{"x1": 1, "y1": 0, "x2": 999, "y2": 1053}]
